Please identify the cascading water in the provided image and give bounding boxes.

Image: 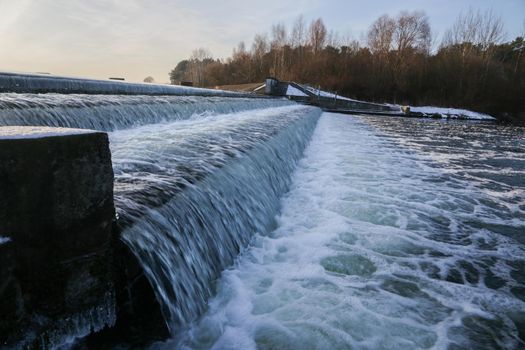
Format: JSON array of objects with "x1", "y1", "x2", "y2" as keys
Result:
[
  {"x1": 0, "y1": 93, "x2": 291, "y2": 131},
  {"x1": 165, "y1": 113, "x2": 524, "y2": 350},
  {"x1": 110, "y1": 105, "x2": 321, "y2": 330},
  {"x1": 2, "y1": 85, "x2": 522, "y2": 349},
  {"x1": 0, "y1": 89, "x2": 318, "y2": 347}
]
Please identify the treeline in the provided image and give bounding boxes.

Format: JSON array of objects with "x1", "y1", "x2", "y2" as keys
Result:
[{"x1": 169, "y1": 10, "x2": 525, "y2": 119}]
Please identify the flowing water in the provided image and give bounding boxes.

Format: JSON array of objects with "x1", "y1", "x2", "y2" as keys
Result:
[
  {"x1": 110, "y1": 105, "x2": 321, "y2": 329},
  {"x1": 0, "y1": 92, "x2": 299, "y2": 347},
  {"x1": 162, "y1": 113, "x2": 525, "y2": 350},
  {"x1": 1, "y1": 90, "x2": 523, "y2": 349},
  {"x1": 0, "y1": 93, "x2": 290, "y2": 131}
]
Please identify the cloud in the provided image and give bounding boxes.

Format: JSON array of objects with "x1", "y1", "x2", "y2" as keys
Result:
[{"x1": 0, "y1": 0, "x2": 522, "y2": 82}]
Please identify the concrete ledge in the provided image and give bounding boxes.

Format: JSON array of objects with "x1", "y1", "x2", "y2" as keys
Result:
[
  {"x1": 0, "y1": 72, "x2": 259, "y2": 97},
  {"x1": 0, "y1": 126, "x2": 116, "y2": 348},
  {"x1": 0, "y1": 126, "x2": 95, "y2": 140}
]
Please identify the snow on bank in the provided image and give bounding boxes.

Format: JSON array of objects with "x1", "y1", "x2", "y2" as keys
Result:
[
  {"x1": 0, "y1": 236, "x2": 11, "y2": 245},
  {"x1": 410, "y1": 106, "x2": 496, "y2": 120},
  {"x1": 0, "y1": 126, "x2": 97, "y2": 140},
  {"x1": 286, "y1": 85, "x2": 308, "y2": 97},
  {"x1": 302, "y1": 86, "x2": 358, "y2": 102},
  {"x1": 303, "y1": 85, "x2": 392, "y2": 106},
  {"x1": 288, "y1": 83, "x2": 495, "y2": 120}
]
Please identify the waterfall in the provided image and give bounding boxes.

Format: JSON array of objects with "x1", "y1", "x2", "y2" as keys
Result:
[
  {"x1": 0, "y1": 87, "x2": 321, "y2": 344},
  {"x1": 110, "y1": 105, "x2": 321, "y2": 331},
  {"x1": 0, "y1": 93, "x2": 291, "y2": 131}
]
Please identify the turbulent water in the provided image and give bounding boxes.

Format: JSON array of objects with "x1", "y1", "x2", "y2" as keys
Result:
[
  {"x1": 163, "y1": 113, "x2": 525, "y2": 350},
  {"x1": 0, "y1": 92, "x2": 297, "y2": 348},
  {"x1": 110, "y1": 105, "x2": 321, "y2": 330},
  {"x1": 1, "y1": 89, "x2": 523, "y2": 350},
  {"x1": 0, "y1": 93, "x2": 290, "y2": 131}
]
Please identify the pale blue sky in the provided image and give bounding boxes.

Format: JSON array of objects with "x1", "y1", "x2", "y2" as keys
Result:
[{"x1": 0, "y1": 0, "x2": 523, "y2": 82}]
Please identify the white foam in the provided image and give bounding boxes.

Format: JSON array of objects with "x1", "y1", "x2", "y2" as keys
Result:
[
  {"x1": 112, "y1": 104, "x2": 321, "y2": 330},
  {"x1": 169, "y1": 112, "x2": 524, "y2": 349}
]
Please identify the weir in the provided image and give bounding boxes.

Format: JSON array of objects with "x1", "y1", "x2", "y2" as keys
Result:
[
  {"x1": 0, "y1": 80, "x2": 322, "y2": 348},
  {"x1": 0, "y1": 71, "x2": 254, "y2": 97},
  {"x1": 0, "y1": 94, "x2": 292, "y2": 131},
  {"x1": 113, "y1": 106, "x2": 321, "y2": 331}
]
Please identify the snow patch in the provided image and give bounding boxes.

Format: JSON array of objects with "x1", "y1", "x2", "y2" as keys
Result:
[
  {"x1": 286, "y1": 85, "x2": 308, "y2": 97},
  {"x1": 302, "y1": 86, "x2": 359, "y2": 102},
  {"x1": 0, "y1": 126, "x2": 98, "y2": 140}
]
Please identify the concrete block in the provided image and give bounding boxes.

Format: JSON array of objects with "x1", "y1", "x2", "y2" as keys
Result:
[{"x1": 0, "y1": 126, "x2": 116, "y2": 349}]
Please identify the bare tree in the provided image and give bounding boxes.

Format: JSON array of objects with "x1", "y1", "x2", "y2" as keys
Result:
[
  {"x1": 368, "y1": 12, "x2": 430, "y2": 54},
  {"x1": 478, "y1": 10, "x2": 505, "y2": 50},
  {"x1": 252, "y1": 34, "x2": 269, "y2": 56},
  {"x1": 270, "y1": 23, "x2": 287, "y2": 77},
  {"x1": 232, "y1": 41, "x2": 254, "y2": 81},
  {"x1": 442, "y1": 8, "x2": 505, "y2": 88},
  {"x1": 252, "y1": 34, "x2": 268, "y2": 66},
  {"x1": 309, "y1": 18, "x2": 327, "y2": 54},
  {"x1": 190, "y1": 48, "x2": 213, "y2": 86},
  {"x1": 367, "y1": 15, "x2": 395, "y2": 55},
  {"x1": 326, "y1": 29, "x2": 342, "y2": 48},
  {"x1": 291, "y1": 15, "x2": 306, "y2": 48},
  {"x1": 394, "y1": 11, "x2": 431, "y2": 53},
  {"x1": 191, "y1": 48, "x2": 212, "y2": 62},
  {"x1": 143, "y1": 76, "x2": 155, "y2": 83},
  {"x1": 251, "y1": 34, "x2": 269, "y2": 78},
  {"x1": 442, "y1": 8, "x2": 505, "y2": 53},
  {"x1": 233, "y1": 41, "x2": 247, "y2": 59},
  {"x1": 271, "y1": 23, "x2": 287, "y2": 49}
]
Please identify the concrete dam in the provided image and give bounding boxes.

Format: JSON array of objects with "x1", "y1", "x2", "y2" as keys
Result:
[
  {"x1": 1, "y1": 73, "x2": 524, "y2": 350},
  {"x1": 0, "y1": 73, "x2": 321, "y2": 348}
]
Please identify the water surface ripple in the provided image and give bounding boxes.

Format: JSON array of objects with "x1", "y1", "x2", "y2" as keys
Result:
[{"x1": 169, "y1": 113, "x2": 525, "y2": 350}]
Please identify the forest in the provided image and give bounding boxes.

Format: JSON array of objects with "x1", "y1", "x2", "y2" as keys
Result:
[{"x1": 168, "y1": 10, "x2": 525, "y2": 120}]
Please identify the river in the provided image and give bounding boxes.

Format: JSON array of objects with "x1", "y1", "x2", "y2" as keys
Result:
[
  {"x1": 1, "y1": 93, "x2": 523, "y2": 349},
  {"x1": 162, "y1": 113, "x2": 525, "y2": 349}
]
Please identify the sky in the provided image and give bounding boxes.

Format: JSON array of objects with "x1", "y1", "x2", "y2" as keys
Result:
[{"x1": 0, "y1": 0, "x2": 523, "y2": 83}]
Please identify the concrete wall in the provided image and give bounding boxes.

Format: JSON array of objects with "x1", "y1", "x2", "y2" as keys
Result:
[
  {"x1": 0, "y1": 127, "x2": 116, "y2": 349},
  {"x1": 265, "y1": 77, "x2": 288, "y2": 96},
  {"x1": 0, "y1": 72, "x2": 259, "y2": 98}
]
